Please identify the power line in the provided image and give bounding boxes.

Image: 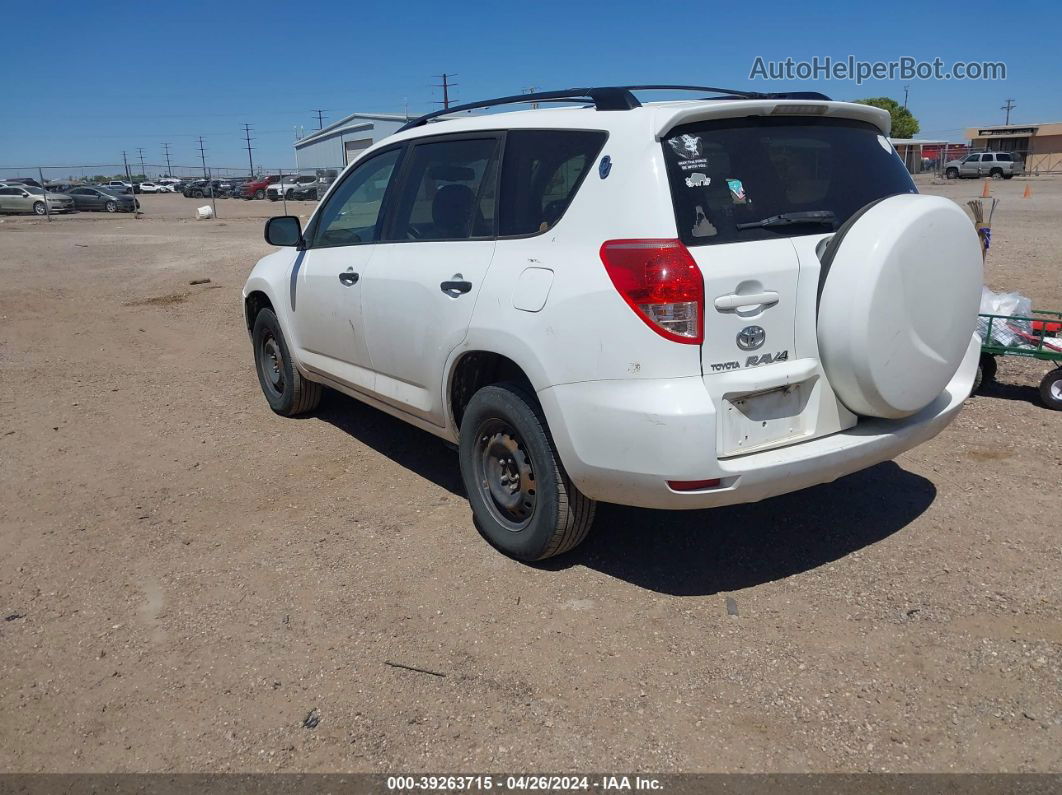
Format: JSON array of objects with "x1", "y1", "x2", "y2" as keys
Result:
[
  {"x1": 434, "y1": 73, "x2": 457, "y2": 109},
  {"x1": 311, "y1": 109, "x2": 328, "y2": 130},
  {"x1": 1001, "y1": 98, "x2": 1017, "y2": 125},
  {"x1": 242, "y1": 123, "x2": 255, "y2": 176}
]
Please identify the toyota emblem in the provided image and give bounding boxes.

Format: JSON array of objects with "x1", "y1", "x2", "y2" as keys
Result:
[{"x1": 736, "y1": 325, "x2": 766, "y2": 351}]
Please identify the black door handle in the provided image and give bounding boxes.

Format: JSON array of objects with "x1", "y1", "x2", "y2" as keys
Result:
[
  {"x1": 440, "y1": 280, "x2": 472, "y2": 295},
  {"x1": 338, "y1": 270, "x2": 359, "y2": 286}
]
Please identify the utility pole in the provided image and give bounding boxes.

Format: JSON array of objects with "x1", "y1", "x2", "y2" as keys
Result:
[
  {"x1": 162, "y1": 142, "x2": 173, "y2": 177},
  {"x1": 434, "y1": 73, "x2": 457, "y2": 109},
  {"x1": 903, "y1": 84, "x2": 911, "y2": 109},
  {"x1": 136, "y1": 147, "x2": 146, "y2": 180},
  {"x1": 121, "y1": 151, "x2": 139, "y2": 217},
  {"x1": 1001, "y1": 98, "x2": 1016, "y2": 125},
  {"x1": 197, "y1": 136, "x2": 208, "y2": 178},
  {"x1": 524, "y1": 85, "x2": 539, "y2": 110},
  {"x1": 312, "y1": 109, "x2": 327, "y2": 130},
  {"x1": 242, "y1": 123, "x2": 255, "y2": 176}
]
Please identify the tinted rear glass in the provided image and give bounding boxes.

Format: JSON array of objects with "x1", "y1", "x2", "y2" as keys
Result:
[
  {"x1": 499, "y1": 130, "x2": 607, "y2": 236},
  {"x1": 663, "y1": 117, "x2": 916, "y2": 246}
]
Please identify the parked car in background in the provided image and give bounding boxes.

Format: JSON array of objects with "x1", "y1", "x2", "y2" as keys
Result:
[
  {"x1": 241, "y1": 175, "x2": 288, "y2": 200},
  {"x1": 102, "y1": 180, "x2": 133, "y2": 194},
  {"x1": 944, "y1": 151, "x2": 1024, "y2": 180},
  {"x1": 157, "y1": 177, "x2": 181, "y2": 187},
  {"x1": 64, "y1": 186, "x2": 139, "y2": 213},
  {"x1": 138, "y1": 182, "x2": 165, "y2": 193},
  {"x1": 182, "y1": 179, "x2": 223, "y2": 198},
  {"x1": 290, "y1": 176, "x2": 333, "y2": 201},
  {"x1": 267, "y1": 175, "x2": 318, "y2": 201},
  {"x1": 0, "y1": 183, "x2": 75, "y2": 214},
  {"x1": 3, "y1": 177, "x2": 44, "y2": 189}
]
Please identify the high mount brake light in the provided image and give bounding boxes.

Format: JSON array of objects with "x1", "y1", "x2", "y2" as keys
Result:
[{"x1": 599, "y1": 239, "x2": 704, "y2": 344}]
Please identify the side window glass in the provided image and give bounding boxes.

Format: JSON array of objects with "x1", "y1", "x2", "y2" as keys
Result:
[
  {"x1": 499, "y1": 130, "x2": 607, "y2": 236},
  {"x1": 982, "y1": 154, "x2": 993, "y2": 161},
  {"x1": 311, "y1": 148, "x2": 401, "y2": 248},
  {"x1": 385, "y1": 137, "x2": 499, "y2": 241}
]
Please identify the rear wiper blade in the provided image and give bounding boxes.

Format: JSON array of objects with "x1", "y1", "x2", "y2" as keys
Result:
[{"x1": 735, "y1": 210, "x2": 837, "y2": 230}]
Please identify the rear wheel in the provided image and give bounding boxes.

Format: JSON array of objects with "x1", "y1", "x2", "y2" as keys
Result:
[
  {"x1": 990, "y1": 168, "x2": 1004, "y2": 179},
  {"x1": 1039, "y1": 368, "x2": 1062, "y2": 410},
  {"x1": 105, "y1": 200, "x2": 117, "y2": 213},
  {"x1": 252, "y1": 308, "x2": 322, "y2": 416},
  {"x1": 973, "y1": 353, "x2": 997, "y2": 394},
  {"x1": 32, "y1": 201, "x2": 46, "y2": 216},
  {"x1": 459, "y1": 383, "x2": 595, "y2": 561}
]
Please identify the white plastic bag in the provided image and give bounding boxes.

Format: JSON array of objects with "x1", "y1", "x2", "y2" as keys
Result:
[{"x1": 977, "y1": 287, "x2": 1032, "y2": 347}]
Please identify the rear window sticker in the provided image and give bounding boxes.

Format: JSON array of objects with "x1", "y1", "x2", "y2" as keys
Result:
[
  {"x1": 726, "y1": 178, "x2": 748, "y2": 204},
  {"x1": 668, "y1": 134, "x2": 708, "y2": 172},
  {"x1": 668, "y1": 134, "x2": 703, "y2": 159},
  {"x1": 691, "y1": 205, "x2": 717, "y2": 237},
  {"x1": 684, "y1": 172, "x2": 710, "y2": 188}
]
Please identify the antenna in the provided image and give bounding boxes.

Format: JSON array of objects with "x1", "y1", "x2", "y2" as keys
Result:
[
  {"x1": 1001, "y1": 98, "x2": 1016, "y2": 125},
  {"x1": 242, "y1": 123, "x2": 255, "y2": 176},
  {"x1": 903, "y1": 84, "x2": 911, "y2": 109}
]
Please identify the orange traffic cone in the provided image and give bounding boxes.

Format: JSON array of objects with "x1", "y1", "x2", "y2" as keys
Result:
[
  {"x1": 1023, "y1": 183, "x2": 1032, "y2": 198},
  {"x1": 981, "y1": 180, "x2": 991, "y2": 198}
]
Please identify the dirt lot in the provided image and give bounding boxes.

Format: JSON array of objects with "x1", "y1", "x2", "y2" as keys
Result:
[{"x1": 1, "y1": 179, "x2": 1059, "y2": 773}]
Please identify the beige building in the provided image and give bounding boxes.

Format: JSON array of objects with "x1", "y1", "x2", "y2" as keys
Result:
[{"x1": 965, "y1": 122, "x2": 1062, "y2": 173}]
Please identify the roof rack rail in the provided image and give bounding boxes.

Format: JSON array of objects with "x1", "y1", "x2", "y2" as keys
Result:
[{"x1": 398, "y1": 85, "x2": 832, "y2": 131}]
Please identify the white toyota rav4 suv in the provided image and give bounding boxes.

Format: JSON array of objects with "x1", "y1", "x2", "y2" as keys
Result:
[{"x1": 243, "y1": 85, "x2": 983, "y2": 561}]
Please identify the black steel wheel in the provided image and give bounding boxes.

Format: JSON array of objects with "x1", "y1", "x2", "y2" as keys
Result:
[
  {"x1": 459, "y1": 383, "x2": 595, "y2": 561},
  {"x1": 251, "y1": 308, "x2": 322, "y2": 416}
]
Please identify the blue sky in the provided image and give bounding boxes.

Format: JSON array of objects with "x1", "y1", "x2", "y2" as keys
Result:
[{"x1": 3, "y1": 0, "x2": 1060, "y2": 174}]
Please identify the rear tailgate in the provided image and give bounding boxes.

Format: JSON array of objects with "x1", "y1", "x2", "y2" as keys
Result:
[{"x1": 659, "y1": 109, "x2": 915, "y2": 456}]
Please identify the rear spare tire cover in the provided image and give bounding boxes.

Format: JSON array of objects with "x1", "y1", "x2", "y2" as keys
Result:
[{"x1": 817, "y1": 194, "x2": 983, "y2": 419}]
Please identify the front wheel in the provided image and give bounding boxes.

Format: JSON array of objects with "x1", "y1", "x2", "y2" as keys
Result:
[
  {"x1": 459, "y1": 383, "x2": 595, "y2": 561},
  {"x1": 252, "y1": 308, "x2": 322, "y2": 416},
  {"x1": 33, "y1": 201, "x2": 46, "y2": 216},
  {"x1": 945, "y1": 168, "x2": 959, "y2": 179},
  {"x1": 254, "y1": 189, "x2": 265, "y2": 200},
  {"x1": 1040, "y1": 368, "x2": 1062, "y2": 410}
]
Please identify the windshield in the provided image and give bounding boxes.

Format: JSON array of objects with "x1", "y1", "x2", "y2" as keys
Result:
[{"x1": 662, "y1": 116, "x2": 916, "y2": 246}]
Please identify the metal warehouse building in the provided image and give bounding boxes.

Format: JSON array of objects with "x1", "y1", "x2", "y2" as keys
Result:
[{"x1": 294, "y1": 112, "x2": 412, "y2": 171}]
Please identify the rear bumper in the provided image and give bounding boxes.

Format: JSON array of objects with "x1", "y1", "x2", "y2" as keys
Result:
[{"x1": 538, "y1": 334, "x2": 979, "y2": 509}]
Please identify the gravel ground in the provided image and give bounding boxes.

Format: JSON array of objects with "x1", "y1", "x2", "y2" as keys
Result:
[{"x1": 0, "y1": 178, "x2": 1059, "y2": 773}]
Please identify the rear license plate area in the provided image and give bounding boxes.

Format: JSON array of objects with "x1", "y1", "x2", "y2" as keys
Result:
[{"x1": 719, "y1": 384, "x2": 811, "y2": 457}]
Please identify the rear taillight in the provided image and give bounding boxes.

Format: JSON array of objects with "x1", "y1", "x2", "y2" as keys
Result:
[{"x1": 599, "y1": 239, "x2": 704, "y2": 344}]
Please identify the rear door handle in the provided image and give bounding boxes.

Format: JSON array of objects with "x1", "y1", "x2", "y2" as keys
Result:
[
  {"x1": 440, "y1": 278, "x2": 472, "y2": 296},
  {"x1": 338, "y1": 269, "x2": 359, "y2": 286},
  {"x1": 714, "y1": 291, "x2": 779, "y2": 311}
]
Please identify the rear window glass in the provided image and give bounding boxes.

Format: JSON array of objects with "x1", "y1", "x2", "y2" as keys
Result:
[
  {"x1": 995, "y1": 153, "x2": 1012, "y2": 161},
  {"x1": 499, "y1": 130, "x2": 607, "y2": 236},
  {"x1": 662, "y1": 117, "x2": 916, "y2": 246}
]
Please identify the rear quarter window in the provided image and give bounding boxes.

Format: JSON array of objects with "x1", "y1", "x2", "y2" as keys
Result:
[
  {"x1": 662, "y1": 116, "x2": 916, "y2": 246},
  {"x1": 499, "y1": 130, "x2": 607, "y2": 237}
]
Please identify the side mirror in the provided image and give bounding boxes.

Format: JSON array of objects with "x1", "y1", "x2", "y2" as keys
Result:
[{"x1": 265, "y1": 215, "x2": 303, "y2": 247}]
